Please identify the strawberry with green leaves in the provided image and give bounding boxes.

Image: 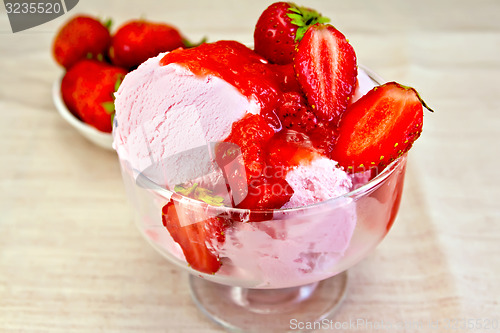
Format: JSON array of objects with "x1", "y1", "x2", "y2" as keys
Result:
[
  {"x1": 61, "y1": 60, "x2": 126, "y2": 133},
  {"x1": 331, "y1": 82, "x2": 433, "y2": 173},
  {"x1": 254, "y1": 2, "x2": 330, "y2": 65},
  {"x1": 53, "y1": 15, "x2": 112, "y2": 70}
]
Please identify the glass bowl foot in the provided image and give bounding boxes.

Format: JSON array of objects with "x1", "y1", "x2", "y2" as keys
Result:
[{"x1": 189, "y1": 272, "x2": 348, "y2": 332}]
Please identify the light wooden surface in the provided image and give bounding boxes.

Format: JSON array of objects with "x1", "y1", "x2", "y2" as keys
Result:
[{"x1": 1, "y1": 0, "x2": 499, "y2": 332}]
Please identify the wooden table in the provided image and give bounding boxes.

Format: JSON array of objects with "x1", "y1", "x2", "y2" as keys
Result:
[{"x1": 1, "y1": 0, "x2": 499, "y2": 332}]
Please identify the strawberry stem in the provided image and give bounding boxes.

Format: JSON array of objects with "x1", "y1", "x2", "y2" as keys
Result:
[
  {"x1": 101, "y1": 101, "x2": 115, "y2": 114},
  {"x1": 103, "y1": 18, "x2": 113, "y2": 30},
  {"x1": 287, "y1": 5, "x2": 330, "y2": 41},
  {"x1": 183, "y1": 36, "x2": 208, "y2": 48},
  {"x1": 395, "y1": 82, "x2": 435, "y2": 113},
  {"x1": 414, "y1": 90, "x2": 435, "y2": 113}
]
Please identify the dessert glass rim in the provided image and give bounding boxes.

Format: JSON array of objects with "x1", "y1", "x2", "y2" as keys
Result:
[{"x1": 127, "y1": 153, "x2": 406, "y2": 215}]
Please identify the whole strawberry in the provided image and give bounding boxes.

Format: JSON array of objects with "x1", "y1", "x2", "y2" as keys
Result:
[
  {"x1": 109, "y1": 20, "x2": 185, "y2": 69},
  {"x1": 254, "y1": 2, "x2": 329, "y2": 65},
  {"x1": 53, "y1": 15, "x2": 111, "y2": 70},
  {"x1": 61, "y1": 60, "x2": 126, "y2": 133}
]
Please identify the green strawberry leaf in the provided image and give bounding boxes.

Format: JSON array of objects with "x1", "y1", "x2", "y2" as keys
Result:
[
  {"x1": 114, "y1": 76, "x2": 123, "y2": 93},
  {"x1": 287, "y1": 5, "x2": 331, "y2": 41},
  {"x1": 296, "y1": 26, "x2": 309, "y2": 41},
  {"x1": 317, "y1": 17, "x2": 331, "y2": 24},
  {"x1": 174, "y1": 183, "x2": 199, "y2": 196},
  {"x1": 194, "y1": 187, "x2": 225, "y2": 206},
  {"x1": 174, "y1": 183, "x2": 225, "y2": 206},
  {"x1": 103, "y1": 18, "x2": 113, "y2": 30},
  {"x1": 288, "y1": 13, "x2": 305, "y2": 27},
  {"x1": 102, "y1": 101, "x2": 115, "y2": 114},
  {"x1": 183, "y1": 36, "x2": 208, "y2": 48}
]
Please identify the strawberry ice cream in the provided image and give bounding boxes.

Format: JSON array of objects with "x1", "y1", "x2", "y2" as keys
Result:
[
  {"x1": 113, "y1": 40, "x2": 383, "y2": 287},
  {"x1": 111, "y1": 7, "x2": 428, "y2": 332},
  {"x1": 113, "y1": 52, "x2": 259, "y2": 187},
  {"x1": 282, "y1": 156, "x2": 352, "y2": 209}
]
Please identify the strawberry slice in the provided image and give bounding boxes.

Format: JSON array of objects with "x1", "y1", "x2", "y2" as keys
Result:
[
  {"x1": 294, "y1": 23, "x2": 357, "y2": 124},
  {"x1": 331, "y1": 82, "x2": 433, "y2": 173},
  {"x1": 161, "y1": 200, "x2": 227, "y2": 274}
]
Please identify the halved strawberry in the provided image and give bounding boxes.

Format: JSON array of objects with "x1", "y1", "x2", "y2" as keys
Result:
[
  {"x1": 162, "y1": 201, "x2": 227, "y2": 274},
  {"x1": 294, "y1": 23, "x2": 357, "y2": 124},
  {"x1": 331, "y1": 82, "x2": 432, "y2": 173}
]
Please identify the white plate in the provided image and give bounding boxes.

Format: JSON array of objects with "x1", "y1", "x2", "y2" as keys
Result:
[{"x1": 52, "y1": 77, "x2": 114, "y2": 150}]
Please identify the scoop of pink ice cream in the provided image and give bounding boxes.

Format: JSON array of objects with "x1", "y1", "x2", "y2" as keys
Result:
[
  {"x1": 113, "y1": 52, "x2": 260, "y2": 188},
  {"x1": 282, "y1": 156, "x2": 352, "y2": 208}
]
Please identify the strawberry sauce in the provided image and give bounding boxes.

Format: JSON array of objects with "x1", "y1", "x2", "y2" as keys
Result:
[{"x1": 161, "y1": 41, "x2": 281, "y2": 122}]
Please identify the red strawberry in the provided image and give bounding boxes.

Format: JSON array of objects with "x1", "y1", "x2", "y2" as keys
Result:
[
  {"x1": 331, "y1": 82, "x2": 432, "y2": 173},
  {"x1": 214, "y1": 142, "x2": 249, "y2": 207},
  {"x1": 308, "y1": 121, "x2": 339, "y2": 157},
  {"x1": 223, "y1": 113, "x2": 275, "y2": 180},
  {"x1": 61, "y1": 60, "x2": 126, "y2": 132},
  {"x1": 214, "y1": 114, "x2": 296, "y2": 211},
  {"x1": 53, "y1": 15, "x2": 111, "y2": 70},
  {"x1": 60, "y1": 74, "x2": 80, "y2": 119},
  {"x1": 254, "y1": 2, "x2": 329, "y2": 65},
  {"x1": 237, "y1": 177, "x2": 293, "y2": 210},
  {"x1": 269, "y1": 63, "x2": 301, "y2": 93},
  {"x1": 274, "y1": 92, "x2": 318, "y2": 133},
  {"x1": 162, "y1": 200, "x2": 228, "y2": 274},
  {"x1": 266, "y1": 129, "x2": 317, "y2": 172},
  {"x1": 109, "y1": 20, "x2": 185, "y2": 69},
  {"x1": 294, "y1": 23, "x2": 357, "y2": 124}
]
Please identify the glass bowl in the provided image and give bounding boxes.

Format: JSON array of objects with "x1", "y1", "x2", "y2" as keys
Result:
[{"x1": 115, "y1": 67, "x2": 407, "y2": 332}]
